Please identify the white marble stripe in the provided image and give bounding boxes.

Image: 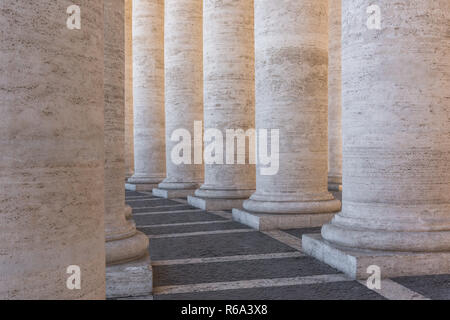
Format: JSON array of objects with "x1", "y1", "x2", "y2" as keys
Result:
[
  {"x1": 358, "y1": 279, "x2": 430, "y2": 300},
  {"x1": 148, "y1": 229, "x2": 255, "y2": 239},
  {"x1": 152, "y1": 252, "x2": 305, "y2": 266},
  {"x1": 154, "y1": 274, "x2": 350, "y2": 295},
  {"x1": 125, "y1": 195, "x2": 152, "y2": 199},
  {"x1": 262, "y1": 230, "x2": 303, "y2": 251},
  {"x1": 139, "y1": 220, "x2": 229, "y2": 228},
  {"x1": 130, "y1": 203, "x2": 186, "y2": 210},
  {"x1": 133, "y1": 209, "x2": 204, "y2": 216},
  {"x1": 126, "y1": 198, "x2": 160, "y2": 202}
]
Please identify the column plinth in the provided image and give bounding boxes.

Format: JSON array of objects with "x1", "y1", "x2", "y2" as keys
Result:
[
  {"x1": 303, "y1": 0, "x2": 450, "y2": 279},
  {"x1": 104, "y1": 0, "x2": 152, "y2": 299},
  {"x1": 233, "y1": 0, "x2": 340, "y2": 230},
  {"x1": 188, "y1": 0, "x2": 256, "y2": 211}
]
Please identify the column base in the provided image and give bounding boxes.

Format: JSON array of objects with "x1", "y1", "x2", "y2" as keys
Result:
[
  {"x1": 153, "y1": 188, "x2": 196, "y2": 199},
  {"x1": 125, "y1": 182, "x2": 159, "y2": 192},
  {"x1": 302, "y1": 233, "x2": 450, "y2": 279},
  {"x1": 328, "y1": 183, "x2": 342, "y2": 192},
  {"x1": 125, "y1": 205, "x2": 133, "y2": 220},
  {"x1": 106, "y1": 253, "x2": 153, "y2": 299},
  {"x1": 232, "y1": 208, "x2": 335, "y2": 231},
  {"x1": 188, "y1": 196, "x2": 246, "y2": 211}
]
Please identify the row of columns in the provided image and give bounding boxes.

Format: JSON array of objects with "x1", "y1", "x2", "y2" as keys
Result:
[
  {"x1": 0, "y1": 0, "x2": 448, "y2": 299},
  {"x1": 128, "y1": 0, "x2": 450, "y2": 278}
]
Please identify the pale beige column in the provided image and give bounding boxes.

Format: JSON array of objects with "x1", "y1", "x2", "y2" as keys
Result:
[
  {"x1": 127, "y1": 0, "x2": 166, "y2": 191},
  {"x1": 104, "y1": 0, "x2": 152, "y2": 299},
  {"x1": 0, "y1": 1, "x2": 105, "y2": 299},
  {"x1": 188, "y1": 0, "x2": 255, "y2": 211},
  {"x1": 233, "y1": 0, "x2": 341, "y2": 230},
  {"x1": 153, "y1": 0, "x2": 203, "y2": 199},
  {"x1": 304, "y1": 0, "x2": 450, "y2": 278},
  {"x1": 328, "y1": 0, "x2": 342, "y2": 191},
  {"x1": 124, "y1": 0, "x2": 134, "y2": 180}
]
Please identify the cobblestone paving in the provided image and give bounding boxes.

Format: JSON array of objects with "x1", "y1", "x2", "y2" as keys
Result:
[{"x1": 126, "y1": 190, "x2": 449, "y2": 300}]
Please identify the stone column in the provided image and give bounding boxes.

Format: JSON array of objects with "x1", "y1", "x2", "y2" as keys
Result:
[
  {"x1": 153, "y1": 0, "x2": 204, "y2": 199},
  {"x1": 328, "y1": 0, "x2": 342, "y2": 191},
  {"x1": 0, "y1": 1, "x2": 105, "y2": 299},
  {"x1": 126, "y1": 0, "x2": 166, "y2": 191},
  {"x1": 304, "y1": 0, "x2": 450, "y2": 279},
  {"x1": 124, "y1": 0, "x2": 134, "y2": 180},
  {"x1": 188, "y1": 0, "x2": 256, "y2": 211},
  {"x1": 104, "y1": 0, "x2": 152, "y2": 298},
  {"x1": 233, "y1": 0, "x2": 341, "y2": 230}
]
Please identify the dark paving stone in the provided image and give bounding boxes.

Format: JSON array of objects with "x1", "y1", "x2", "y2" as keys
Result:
[
  {"x1": 133, "y1": 205, "x2": 195, "y2": 214},
  {"x1": 149, "y1": 231, "x2": 296, "y2": 261},
  {"x1": 125, "y1": 191, "x2": 149, "y2": 197},
  {"x1": 155, "y1": 280, "x2": 385, "y2": 300},
  {"x1": 127, "y1": 199, "x2": 180, "y2": 208},
  {"x1": 134, "y1": 211, "x2": 226, "y2": 226},
  {"x1": 392, "y1": 274, "x2": 450, "y2": 300},
  {"x1": 284, "y1": 227, "x2": 321, "y2": 239},
  {"x1": 154, "y1": 256, "x2": 339, "y2": 287},
  {"x1": 140, "y1": 221, "x2": 249, "y2": 236}
]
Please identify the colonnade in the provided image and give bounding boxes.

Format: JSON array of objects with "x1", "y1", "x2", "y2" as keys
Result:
[{"x1": 0, "y1": 0, "x2": 448, "y2": 299}]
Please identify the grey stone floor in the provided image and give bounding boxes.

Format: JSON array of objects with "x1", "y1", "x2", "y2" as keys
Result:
[{"x1": 125, "y1": 190, "x2": 450, "y2": 300}]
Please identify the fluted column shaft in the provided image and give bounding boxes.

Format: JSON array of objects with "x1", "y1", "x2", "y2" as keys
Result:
[
  {"x1": 0, "y1": 1, "x2": 105, "y2": 299},
  {"x1": 194, "y1": 0, "x2": 255, "y2": 201},
  {"x1": 157, "y1": 0, "x2": 203, "y2": 192},
  {"x1": 322, "y1": 0, "x2": 450, "y2": 252},
  {"x1": 128, "y1": 0, "x2": 166, "y2": 190},
  {"x1": 243, "y1": 0, "x2": 340, "y2": 214},
  {"x1": 328, "y1": 0, "x2": 343, "y2": 191},
  {"x1": 124, "y1": 0, "x2": 134, "y2": 180}
]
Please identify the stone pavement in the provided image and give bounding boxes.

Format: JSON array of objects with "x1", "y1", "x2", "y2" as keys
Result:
[{"x1": 125, "y1": 190, "x2": 450, "y2": 300}]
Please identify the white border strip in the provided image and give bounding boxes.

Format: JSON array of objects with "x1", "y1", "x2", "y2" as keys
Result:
[
  {"x1": 154, "y1": 274, "x2": 350, "y2": 295},
  {"x1": 152, "y1": 252, "x2": 305, "y2": 266},
  {"x1": 139, "y1": 220, "x2": 229, "y2": 228},
  {"x1": 358, "y1": 279, "x2": 430, "y2": 300}
]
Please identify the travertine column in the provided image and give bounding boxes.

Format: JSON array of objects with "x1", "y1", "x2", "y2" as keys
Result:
[
  {"x1": 304, "y1": 0, "x2": 450, "y2": 278},
  {"x1": 188, "y1": 0, "x2": 255, "y2": 211},
  {"x1": 234, "y1": 0, "x2": 341, "y2": 230},
  {"x1": 153, "y1": 0, "x2": 203, "y2": 199},
  {"x1": 126, "y1": 0, "x2": 166, "y2": 191},
  {"x1": 328, "y1": 0, "x2": 342, "y2": 191},
  {"x1": 124, "y1": 0, "x2": 134, "y2": 180},
  {"x1": 104, "y1": 0, "x2": 152, "y2": 298},
  {"x1": 0, "y1": 1, "x2": 105, "y2": 299}
]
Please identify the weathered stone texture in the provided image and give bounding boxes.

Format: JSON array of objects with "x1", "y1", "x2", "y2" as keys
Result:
[{"x1": 0, "y1": 0, "x2": 106, "y2": 299}]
